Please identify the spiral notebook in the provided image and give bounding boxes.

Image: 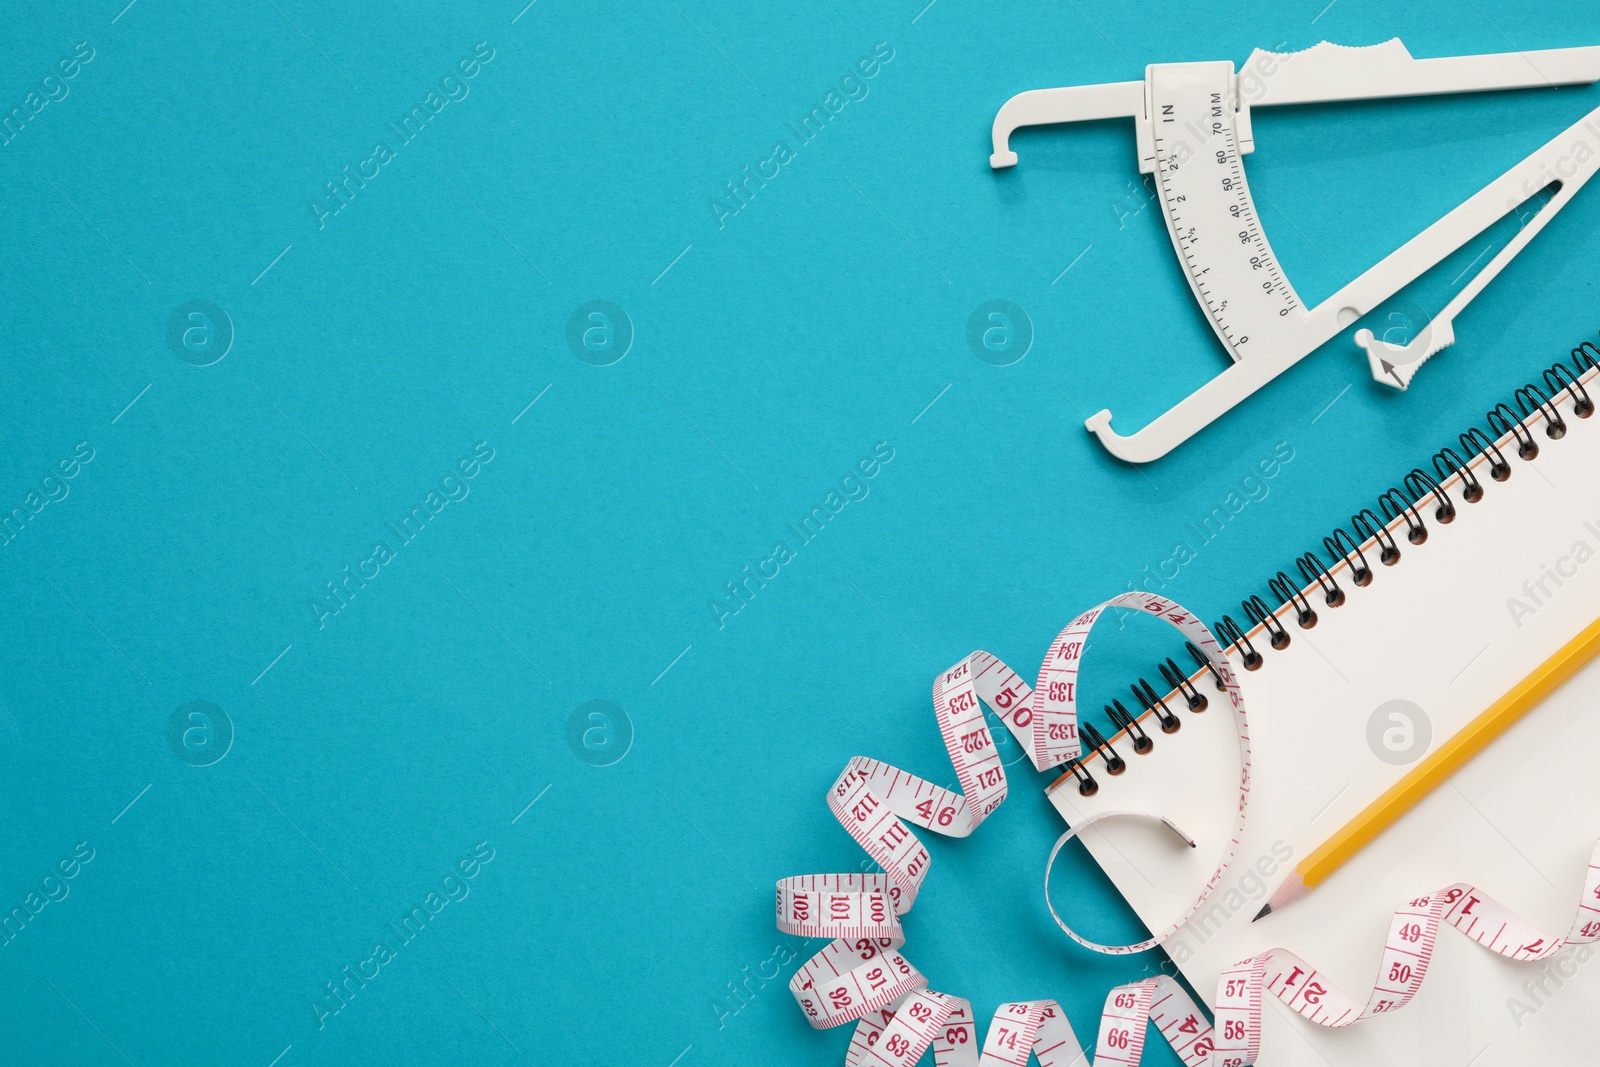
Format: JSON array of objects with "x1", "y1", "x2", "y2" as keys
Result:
[{"x1": 1049, "y1": 347, "x2": 1600, "y2": 1065}]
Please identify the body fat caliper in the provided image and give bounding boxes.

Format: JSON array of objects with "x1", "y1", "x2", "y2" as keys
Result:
[{"x1": 991, "y1": 40, "x2": 1600, "y2": 462}]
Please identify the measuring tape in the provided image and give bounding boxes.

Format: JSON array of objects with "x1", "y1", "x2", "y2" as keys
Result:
[
  {"x1": 777, "y1": 592, "x2": 1247, "y2": 1058},
  {"x1": 1096, "y1": 858, "x2": 1600, "y2": 1067},
  {"x1": 778, "y1": 591, "x2": 1600, "y2": 1065}
]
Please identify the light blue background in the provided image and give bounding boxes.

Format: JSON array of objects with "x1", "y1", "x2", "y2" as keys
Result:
[{"x1": 2, "y1": 0, "x2": 1597, "y2": 1064}]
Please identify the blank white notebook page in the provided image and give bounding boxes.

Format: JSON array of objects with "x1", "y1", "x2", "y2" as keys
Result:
[{"x1": 1051, "y1": 373, "x2": 1600, "y2": 1066}]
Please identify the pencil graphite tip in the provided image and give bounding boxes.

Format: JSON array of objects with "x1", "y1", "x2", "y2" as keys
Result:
[{"x1": 1257, "y1": 871, "x2": 1309, "y2": 919}]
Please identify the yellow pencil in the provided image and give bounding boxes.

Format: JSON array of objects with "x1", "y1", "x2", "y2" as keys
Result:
[{"x1": 1256, "y1": 611, "x2": 1600, "y2": 921}]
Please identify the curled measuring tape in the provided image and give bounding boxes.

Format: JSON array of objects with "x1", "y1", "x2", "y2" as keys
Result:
[
  {"x1": 777, "y1": 592, "x2": 1248, "y2": 1057},
  {"x1": 778, "y1": 590, "x2": 1600, "y2": 1065},
  {"x1": 1089, "y1": 858, "x2": 1600, "y2": 1066}
]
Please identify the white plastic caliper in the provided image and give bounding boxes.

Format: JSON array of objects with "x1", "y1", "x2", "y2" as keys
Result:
[{"x1": 992, "y1": 40, "x2": 1600, "y2": 462}]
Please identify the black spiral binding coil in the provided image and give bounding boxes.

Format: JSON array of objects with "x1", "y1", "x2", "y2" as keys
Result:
[
  {"x1": 1132, "y1": 677, "x2": 1182, "y2": 733},
  {"x1": 1057, "y1": 333, "x2": 1600, "y2": 796},
  {"x1": 1158, "y1": 656, "x2": 1207, "y2": 711},
  {"x1": 1105, "y1": 700, "x2": 1153, "y2": 754}
]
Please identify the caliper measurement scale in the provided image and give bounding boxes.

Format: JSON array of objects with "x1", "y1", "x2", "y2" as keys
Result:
[
  {"x1": 1152, "y1": 64, "x2": 1302, "y2": 357},
  {"x1": 990, "y1": 40, "x2": 1600, "y2": 462}
]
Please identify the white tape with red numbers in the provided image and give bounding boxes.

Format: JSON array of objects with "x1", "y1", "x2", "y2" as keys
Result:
[{"x1": 777, "y1": 591, "x2": 1600, "y2": 1066}]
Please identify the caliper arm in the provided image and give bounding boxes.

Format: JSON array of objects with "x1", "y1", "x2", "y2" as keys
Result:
[
  {"x1": 990, "y1": 81, "x2": 1149, "y2": 170},
  {"x1": 1349, "y1": 101, "x2": 1600, "y2": 389}
]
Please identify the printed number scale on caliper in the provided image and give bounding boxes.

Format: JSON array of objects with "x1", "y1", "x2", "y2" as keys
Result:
[{"x1": 990, "y1": 40, "x2": 1600, "y2": 462}]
